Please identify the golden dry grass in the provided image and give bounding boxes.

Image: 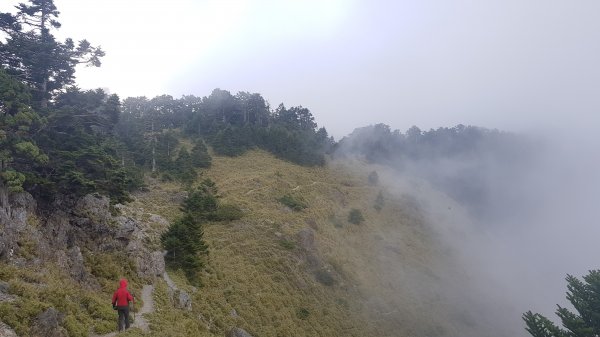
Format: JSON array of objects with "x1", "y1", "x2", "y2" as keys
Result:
[
  {"x1": 128, "y1": 149, "x2": 452, "y2": 337},
  {"x1": 0, "y1": 147, "x2": 460, "y2": 337}
]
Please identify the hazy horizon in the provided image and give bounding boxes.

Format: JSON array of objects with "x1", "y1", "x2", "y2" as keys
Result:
[{"x1": 2, "y1": 0, "x2": 599, "y2": 138}]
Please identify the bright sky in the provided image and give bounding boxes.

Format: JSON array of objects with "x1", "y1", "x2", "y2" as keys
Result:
[{"x1": 2, "y1": 0, "x2": 600, "y2": 138}]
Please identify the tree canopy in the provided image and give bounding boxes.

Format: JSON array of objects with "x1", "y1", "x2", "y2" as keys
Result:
[
  {"x1": 0, "y1": 0, "x2": 104, "y2": 108},
  {"x1": 523, "y1": 270, "x2": 600, "y2": 337}
]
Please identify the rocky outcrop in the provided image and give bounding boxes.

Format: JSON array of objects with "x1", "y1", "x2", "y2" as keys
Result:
[
  {"x1": 226, "y1": 327, "x2": 254, "y2": 337},
  {"x1": 0, "y1": 281, "x2": 15, "y2": 303},
  {"x1": 0, "y1": 321, "x2": 18, "y2": 337},
  {"x1": 30, "y1": 308, "x2": 67, "y2": 337},
  {"x1": 135, "y1": 251, "x2": 165, "y2": 278},
  {"x1": 0, "y1": 189, "x2": 37, "y2": 260},
  {"x1": 163, "y1": 272, "x2": 193, "y2": 311},
  {"x1": 296, "y1": 228, "x2": 338, "y2": 286}
]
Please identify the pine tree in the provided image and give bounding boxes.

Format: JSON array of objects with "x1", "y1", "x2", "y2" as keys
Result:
[
  {"x1": 0, "y1": 0, "x2": 104, "y2": 107},
  {"x1": 0, "y1": 69, "x2": 47, "y2": 192},
  {"x1": 523, "y1": 270, "x2": 600, "y2": 337}
]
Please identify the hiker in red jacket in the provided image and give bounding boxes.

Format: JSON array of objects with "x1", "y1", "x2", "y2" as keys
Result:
[{"x1": 112, "y1": 278, "x2": 134, "y2": 331}]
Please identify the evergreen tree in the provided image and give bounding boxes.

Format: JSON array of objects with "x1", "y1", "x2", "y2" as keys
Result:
[
  {"x1": 0, "y1": 0, "x2": 104, "y2": 108},
  {"x1": 523, "y1": 270, "x2": 600, "y2": 337},
  {"x1": 190, "y1": 139, "x2": 211, "y2": 168},
  {"x1": 0, "y1": 69, "x2": 47, "y2": 192}
]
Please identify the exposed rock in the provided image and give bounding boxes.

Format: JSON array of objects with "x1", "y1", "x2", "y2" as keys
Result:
[
  {"x1": 31, "y1": 308, "x2": 67, "y2": 337},
  {"x1": 163, "y1": 272, "x2": 192, "y2": 311},
  {"x1": 0, "y1": 189, "x2": 36, "y2": 260},
  {"x1": 72, "y1": 194, "x2": 111, "y2": 224},
  {"x1": 0, "y1": 281, "x2": 16, "y2": 303},
  {"x1": 175, "y1": 289, "x2": 193, "y2": 311},
  {"x1": 0, "y1": 321, "x2": 18, "y2": 337},
  {"x1": 0, "y1": 191, "x2": 36, "y2": 231},
  {"x1": 230, "y1": 309, "x2": 239, "y2": 318},
  {"x1": 0, "y1": 281, "x2": 9, "y2": 293},
  {"x1": 67, "y1": 247, "x2": 87, "y2": 283},
  {"x1": 149, "y1": 214, "x2": 169, "y2": 226},
  {"x1": 43, "y1": 211, "x2": 71, "y2": 252},
  {"x1": 226, "y1": 327, "x2": 254, "y2": 337},
  {"x1": 296, "y1": 228, "x2": 316, "y2": 252},
  {"x1": 115, "y1": 216, "x2": 137, "y2": 241},
  {"x1": 135, "y1": 251, "x2": 165, "y2": 278}
]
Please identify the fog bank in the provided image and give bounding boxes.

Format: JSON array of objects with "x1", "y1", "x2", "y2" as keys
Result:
[{"x1": 335, "y1": 125, "x2": 600, "y2": 336}]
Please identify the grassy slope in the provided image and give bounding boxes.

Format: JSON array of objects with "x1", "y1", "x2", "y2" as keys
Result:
[
  {"x1": 130, "y1": 149, "x2": 451, "y2": 337},
  {"x1": 0, "y1": 148, "x2": 458, "y2": 337}
]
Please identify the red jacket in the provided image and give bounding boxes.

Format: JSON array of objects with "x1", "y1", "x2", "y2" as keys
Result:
[{"x1": 112, "y1": 279, "x2": 134, "y2": 307}]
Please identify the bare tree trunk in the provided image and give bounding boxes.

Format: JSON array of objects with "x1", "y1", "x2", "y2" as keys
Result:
[{"x1": 151, "y1": 121, "x2": 156, "y2": 173}]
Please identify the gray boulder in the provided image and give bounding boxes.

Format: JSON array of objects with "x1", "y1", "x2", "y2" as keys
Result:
[
  {"x1": 0, "y1": 321, "x2": 18, "y2": 337},
  {"x1": 31, "y1": 308, "x2": 67, "y2": 337},
  {"x1": 175, "y1": 289, "x2": 193, "y2": 311},
  {"x1": 226, "y1": 327, "x2": 254, "y2": 337},
  {"x1": 135, "y1": 251, "x2": 165, "y2": 278},
  {"x1": 73, "y1": 194, "x2": 111, "y2": 223}
]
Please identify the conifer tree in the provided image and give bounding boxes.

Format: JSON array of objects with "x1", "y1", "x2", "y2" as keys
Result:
[
  {"x1": 523, "y1": 270, "x2": 600, "y2": 337},
  {"x1": 0, "y1": 0, "x2": 104, "y2": 107}
]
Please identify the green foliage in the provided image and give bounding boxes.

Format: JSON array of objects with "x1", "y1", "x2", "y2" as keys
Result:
[
  {"x1": 191, "y1": 139, "x2": 212, "y2": 168},
  {"x1": 212, "y1": 204, "x2": 243, "y2": 221},
  {"x1": 172, "y1": 148, "x2": 197, "y2": 185},
  {"x1": 348, "y1": 209, "x2": 364, "y2": 225},
  {"x1": 523, "y1": 270, "x2": 600, "y2": 337},
  {"x1": 279, "y1": 194, "x2": 308, "y2": 211},
  {"x1": 162, "y1": 215, "x2": 208, "y2": 284},
  {"x1": 279, "y1": 239, "x2": 296, "y2": 250},
  {"x1": 162, "y1": 179, "x2": 245, "y2": 284},
  {"x1": 0, "y1": 169, "x2": 26, "y2": 192},
  {"x1": 212, "y1": 125, "x2": 253, "y2": 156},
  {"x1": 32, "y1": 88, "x2": 132, "y2": 204},
  {"x1": 0, "y1": 0, "x2": 104, "y2": 107},
  {"x1": 374, "y1": 191, "x2": 385, "y2": 212},
  {"x1": 296, "y1": 308, "x2": 310, "y2": 320},
  {"x1": 0, "y1": 69, "x2": 46, "y2": 192}
]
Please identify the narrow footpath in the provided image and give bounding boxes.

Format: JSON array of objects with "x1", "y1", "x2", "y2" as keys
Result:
[{"x1": 93, "y1": 284, "x2": 154, "y2": 337}]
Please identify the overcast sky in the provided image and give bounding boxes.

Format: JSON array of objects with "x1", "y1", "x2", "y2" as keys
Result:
[{"x1": 2, "y1": 0, "x2": 599, "y2": 138}]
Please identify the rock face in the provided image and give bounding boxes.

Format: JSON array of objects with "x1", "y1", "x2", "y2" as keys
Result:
[
  {"x1": 296, "y1": 228, "x2": 338, "y2": 286},
  {"x1": 135, "y1": 251, "x2": 166, "y2": 278},
  {"x1": 31, "y1": 308, "x2": 67, "y2": 337},
  {"x1": 0, "y1": 321, "x2": 18, "y2": 337},
  {"x1": 0, "y1": 188, "x2": 37, "y2": 260},
  {"x1": 226, "y1": 327, "x2": 254, "y2": 337}
]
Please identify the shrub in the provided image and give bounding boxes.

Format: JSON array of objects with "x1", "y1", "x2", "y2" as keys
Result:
[
  {"x1": 278, "y1": 240, "x2": 296, "y2": 250},
  {"x1": 374, "y1": 191, "x2": 384, "y2": 211},
  {"x1": 348, "y1": 209, "x2": 364, "y2": 225},
  {"x1": 296, "y1": 308, "x2": 310, "y2": 320},
  {"x1": 213, "y1": 204, "x2": 243, "y2": 221},
  {"x1": 278, "y1": 195, "x2": 307, "y2": 211}
]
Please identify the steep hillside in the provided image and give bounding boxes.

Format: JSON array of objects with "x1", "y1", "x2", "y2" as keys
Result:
[
  {"x1": 1, "y1": 148, "x2": 487, "y2": 337},
  {"x1": 122, "y1": 149, "x2": 483, "y2": 337}
]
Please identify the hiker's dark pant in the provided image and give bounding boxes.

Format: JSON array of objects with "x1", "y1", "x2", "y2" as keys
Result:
[{"x1": 117, "y1": 305, "x2": 130, "y2": 331}]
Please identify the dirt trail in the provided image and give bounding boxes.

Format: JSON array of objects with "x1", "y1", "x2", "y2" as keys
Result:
[{"x1": 92, "y1": 284, "x2": 154, "y2": 337}]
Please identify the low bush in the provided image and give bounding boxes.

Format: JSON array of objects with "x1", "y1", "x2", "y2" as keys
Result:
[
  {"x1": 278, "y1": 195, "x2": 307, "y2": 211},
  {"x1": 213, "y1": 204, "x2": 243, "y2": 221},
  {"x1": 348, "y1": 209, "x2": 364, "y2": 225}
]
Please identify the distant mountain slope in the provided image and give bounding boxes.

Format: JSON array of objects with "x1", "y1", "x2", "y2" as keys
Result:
[
  {"x1": 132, "y1": 149, "x2": 504, "y2": 337},
  {"x1": 1, "y1": 146, "x2": 509, "y2": 337}
]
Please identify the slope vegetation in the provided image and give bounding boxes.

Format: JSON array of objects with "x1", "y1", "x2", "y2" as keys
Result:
[{"x1": 125, "y1": 149, "x2": 473, "y2": 337}]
